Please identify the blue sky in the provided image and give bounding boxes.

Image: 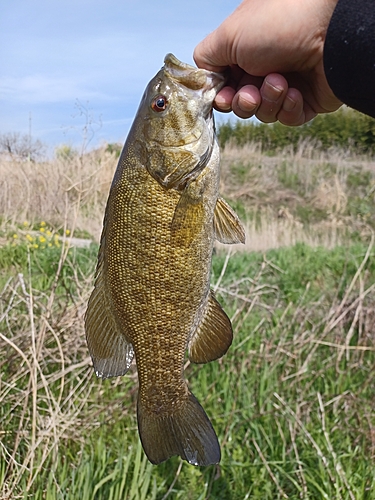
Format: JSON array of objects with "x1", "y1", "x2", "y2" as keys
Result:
[{"x1": 1, "y1": 0, "x2": 239, "y2": 151}]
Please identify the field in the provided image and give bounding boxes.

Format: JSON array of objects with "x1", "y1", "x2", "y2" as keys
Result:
[{"x1": 1, "y1": 140, "x2": 375, "y2": 499}]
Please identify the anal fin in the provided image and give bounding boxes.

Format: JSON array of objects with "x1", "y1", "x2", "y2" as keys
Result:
[
  {"x1": 188, "y1": 291, "x2": 233, "y2": 364},
  {"x1": 214, "y1": 197, "x2": 246, "y2": 244}
]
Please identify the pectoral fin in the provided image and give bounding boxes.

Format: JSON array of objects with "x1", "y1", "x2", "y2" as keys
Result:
[
  {"x1": 214, "y1": 197, "x2": 246, "y2": 244},
  {"x1": 85, "y1": 246, "x2": 134, "y2": 378},
  {"x1": 188, "y1": 291, "x2": 233, "y2": 364}
]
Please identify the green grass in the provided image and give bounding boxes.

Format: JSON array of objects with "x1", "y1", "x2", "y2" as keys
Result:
[{"x1": 1, "y1": 238, "x2": 375, "y2": 499}]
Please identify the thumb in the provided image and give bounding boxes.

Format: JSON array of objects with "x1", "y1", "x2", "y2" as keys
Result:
[{"x1": 193, "y1": 30, "x2": 231, "y2": 72}]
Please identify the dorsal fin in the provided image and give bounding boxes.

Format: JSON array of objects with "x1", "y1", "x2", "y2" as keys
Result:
[
  {"x1": 214, "y1": 197, "x2": 246, "y2": 244},
  {"x1": 188, "y1": 291, "x2": 233, "y2": 364}
]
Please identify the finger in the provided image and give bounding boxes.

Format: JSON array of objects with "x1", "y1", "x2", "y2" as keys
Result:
[
  {"x1": 212, "y1": 68, "x2": 263, "y2": 114},
  {"x1": 213, "y1": 86, "x2": 236, "y2": 112},
  {"x1": 256, "y1": 74, "x2": 288, "y2": 123},
  {"x1": 277, "y1": 88, "x2": 307, "y2": 126},
  {"x1": 231, "y1": 85, "x2": 261, "y2": 119}
]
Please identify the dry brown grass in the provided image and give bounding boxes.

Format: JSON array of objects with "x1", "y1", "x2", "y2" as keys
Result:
[
  {"x1": 221, "y1": 141, "x2": 375, "y2": 201},
  {"x1": 0, "y1": 247, "x2": 91, "y2": 495},
  {"x1": 216, "y1": 212, "x2": 347, "y2": 253},
  {"x1": 0, "y1": 146, "x2": 117, "y2": 242},
  {"x1": 1, "y1": 140, "x2": 375, "y2": 251},
  {"x1": 219, "y1": 142, "x2": 375, "y2": 251}
]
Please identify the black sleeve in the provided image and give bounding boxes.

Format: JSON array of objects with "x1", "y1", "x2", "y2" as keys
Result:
[{"x1": 323, "y1": 0, "x2": 375, "y2": 118}]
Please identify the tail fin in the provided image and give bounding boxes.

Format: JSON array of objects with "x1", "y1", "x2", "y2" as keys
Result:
[{"x1": 137, "y1": 392, "x2": 220, "y2": 466}]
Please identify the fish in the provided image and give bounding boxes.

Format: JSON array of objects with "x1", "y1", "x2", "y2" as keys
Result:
[{"x1": 85, "y1": 53, "x2": 245, "y2": 466}]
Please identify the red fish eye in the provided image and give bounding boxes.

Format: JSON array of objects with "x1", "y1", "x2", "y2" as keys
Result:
[{"x1": 151, "y1": 95, "x2": 168, "y2": 112}]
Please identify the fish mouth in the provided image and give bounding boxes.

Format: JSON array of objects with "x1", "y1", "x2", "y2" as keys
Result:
[{"x1": 164, "y1": 53, "x2": 226, "y2": 94}]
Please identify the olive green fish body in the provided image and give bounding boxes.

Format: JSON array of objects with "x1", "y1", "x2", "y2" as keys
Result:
[{"x1": 85, "y1": 54, "x2": 245, "y2": 466}]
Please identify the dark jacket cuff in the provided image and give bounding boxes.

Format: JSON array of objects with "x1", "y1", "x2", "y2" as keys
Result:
[{"x1": 323, "y1": 0, "x2": 375, "y2": 117}]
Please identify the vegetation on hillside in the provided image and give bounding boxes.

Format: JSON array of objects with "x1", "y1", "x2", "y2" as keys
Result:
[{"x1": 218, "y1": 108, "x2": 375, "y2": 154}]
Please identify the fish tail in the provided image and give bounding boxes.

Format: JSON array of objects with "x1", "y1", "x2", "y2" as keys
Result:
[{"x1": 137, "y1": 392, "x2": 220, "y2": 466}]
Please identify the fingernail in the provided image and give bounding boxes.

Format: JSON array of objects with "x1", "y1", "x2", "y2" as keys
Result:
[
  {"x1": 238, "y1": 93, "x2": 257, "y2": 111},
  {"x1": 282, "y1": 95, "x2": 296, "y2": 112},
  {"x1": 215, "y1": 94, "x2": 232, "y2": 111},
  {"x1": 263, "y1": 80, "x2": 283, "y2": 103}
]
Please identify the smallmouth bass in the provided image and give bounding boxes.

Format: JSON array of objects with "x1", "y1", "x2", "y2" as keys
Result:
[{"x1": 85, "y1": 54, "x2": 245, "y2": 466}]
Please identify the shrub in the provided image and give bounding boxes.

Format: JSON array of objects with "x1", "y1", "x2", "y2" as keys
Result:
[{"x1": 218, "y1": 108, "x2": 375, "y2": 153}]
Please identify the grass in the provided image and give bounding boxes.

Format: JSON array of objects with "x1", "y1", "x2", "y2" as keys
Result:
[
  {"x1": 2, "y1": 236, "x2": 375, "y2": 499},
  {"x1": 0, "y1": 145, "x2": 116, "y2": 243},
  {"x1": 1, "y1": 142, "x2": 375, "y2": 498},
  {"x1": 219, "y1": 142, "x2": 375, "y2": 251}
]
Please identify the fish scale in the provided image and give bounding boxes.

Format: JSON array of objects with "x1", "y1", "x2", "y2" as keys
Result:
[{"x1": 85, "y1": 53, "x2": 245, "y2": 465}]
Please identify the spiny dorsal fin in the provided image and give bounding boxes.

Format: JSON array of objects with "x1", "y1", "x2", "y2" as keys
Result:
[
  {"x1": 188, "y1": 291, "x2": 233, "y2": 364},
  {"x1": 214, "y1": 197, "x2": 246, "y2": 244},
  {"x1": 85, "y1": 241, "x2": 134, "y2": 378}
]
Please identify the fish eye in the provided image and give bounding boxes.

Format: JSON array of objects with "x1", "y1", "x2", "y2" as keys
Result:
[{"x1": 151, "y1": 95, "x2": 168, "y2": 112}]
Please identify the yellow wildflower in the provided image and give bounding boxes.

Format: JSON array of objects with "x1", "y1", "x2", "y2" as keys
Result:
[
  {"x1": 39, "y1": 236, "x2": 46, "y2": 243},
  {"x1": 65, "y1": 229, "x2": 71, "y2": 236},
  {"x1": 26, "y1": 234, "x2": 34, "y2": 242},
  {"x1": 23, "y1": 221, "x2": 29, "y2": 227},
  {"x1": 13, "y1": 234, "x2": 18, "y2": 239},
  {"x1": 40, "y1": 221, "x2": 46, "y2": 227},
  {"x1": 40, "y1": 227, "x2": 45, "y2": 233}
]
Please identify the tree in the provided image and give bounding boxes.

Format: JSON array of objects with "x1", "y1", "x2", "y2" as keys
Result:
[{"x1": 0, "y1": 132, "x2": 45, "y2": 161}]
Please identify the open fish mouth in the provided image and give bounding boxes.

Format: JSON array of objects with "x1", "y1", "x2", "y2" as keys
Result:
[{"x1": 164, "y1": 53, "x2": 226, "y2": 94}]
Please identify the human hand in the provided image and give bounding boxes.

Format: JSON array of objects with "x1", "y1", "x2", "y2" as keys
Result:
[{"x1": 194, "y1": 0, "x2": 342, "y2": 125}]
